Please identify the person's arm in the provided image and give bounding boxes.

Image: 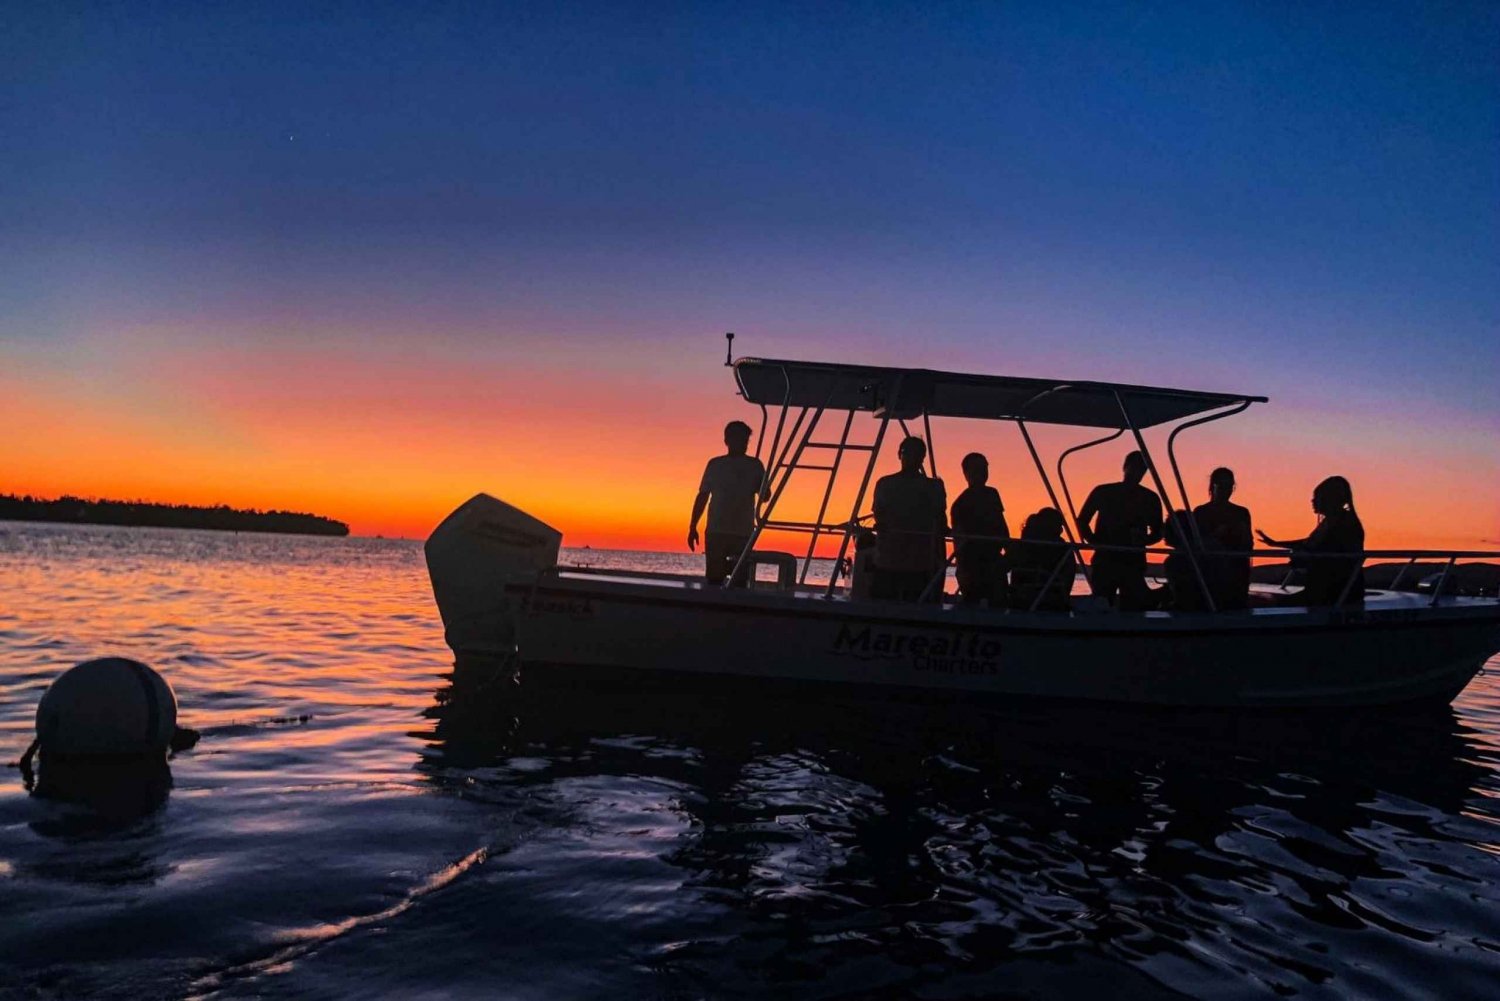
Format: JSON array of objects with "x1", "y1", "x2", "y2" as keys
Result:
[
  {"x1": 1233, "y1": 509, "x2": 1254, "y2": 554},
  {"x1": 934, "y1": 479, "x2": 950, "y2": 562},
  {"x1": 688, "y1": 463, "x2": 712, "y2": 550},
  {"x1": 949, "y1": 498, "x2": 968, "y2": 550},
  {"x1": 992, "y1": 490, "x2": 1010, "y2": 555},
  {"x1": 1256, "y1": 528, "x2": 1310, "y2": 549},
  {"x1": 1076, "y1": 488, "x2": 1101, "y2": 543},
  {"x1": 1143, "y1": 494, "x2": 1164, "y2": 546},
  {"x1": 688, "y1": 490, "x2": 709, "y2": 551}
]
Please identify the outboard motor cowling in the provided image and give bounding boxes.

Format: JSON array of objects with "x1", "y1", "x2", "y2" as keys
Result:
[{"x1": 425, "y1": 494, "x2": 562, "y2": 655}]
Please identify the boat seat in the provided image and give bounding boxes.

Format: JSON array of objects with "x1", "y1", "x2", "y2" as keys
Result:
[{"x1": 747, "y1": 550, "x2": 798, "y2": 591}]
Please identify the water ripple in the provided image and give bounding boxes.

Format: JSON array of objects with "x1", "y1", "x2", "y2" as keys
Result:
[{"x1": 1, "y1": 522, "x2": 1498, "y2": 999}]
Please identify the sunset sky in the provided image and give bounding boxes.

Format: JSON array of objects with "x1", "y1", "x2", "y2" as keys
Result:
[{"x1": 3, "y1": 3, "x2": 1496, "y2": 551}]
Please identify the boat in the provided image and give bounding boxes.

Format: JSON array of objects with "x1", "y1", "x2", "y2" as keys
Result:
[{"x1": 425, "y1": 346, "x2": 1500, "y2": 708}]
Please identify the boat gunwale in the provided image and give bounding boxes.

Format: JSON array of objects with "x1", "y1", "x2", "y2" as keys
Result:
[{"x1": 514, "y1": 573, "x2": 1500, "y2": 639}]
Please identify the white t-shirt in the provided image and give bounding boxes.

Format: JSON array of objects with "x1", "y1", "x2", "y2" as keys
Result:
[{"x1": 699, "y1": 454, "x2": 766, "y2": 535}]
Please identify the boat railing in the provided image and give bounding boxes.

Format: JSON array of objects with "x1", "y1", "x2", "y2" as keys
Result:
[{"x1": 743, "y1": 518, "x2": 1499, "y2": 610}]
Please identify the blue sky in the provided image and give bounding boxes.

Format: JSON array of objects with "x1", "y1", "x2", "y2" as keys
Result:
[{"x1": 2, "y1": 2, "x2": 1496, "y2": 539}]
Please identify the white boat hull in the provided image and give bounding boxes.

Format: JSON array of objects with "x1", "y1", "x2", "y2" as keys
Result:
[{"x1": 505, "y1": 573, "x2": 1500, "y2": 709}]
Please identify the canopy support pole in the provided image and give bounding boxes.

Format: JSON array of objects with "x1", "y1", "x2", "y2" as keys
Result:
[
  {"x1": 1057, "y1": 429, "x2": 1123, "y2": 531},
  {"x1": 823, "y1": 376, "x2": 905, "y2": 598},
  {"x1": 1114, "y1": 392, "x2": 1216, "y2": 612},
  {"x1": 762, "y1": 366, "x2": 795, "y2": 482},
  {"x1": 732, "y1": 402, "x2": 826, "y2": 586},
  {"x1": 1164, "y1": 401, "x2": 1253, "y2": 544},
  {"x1": 1017, "y1": 420, "x2": 1086, "y2": 577},
  {"x1": 1055, "y1": 428, "x2": 1122, "y2": 585},
  {"x1": 922, "y1": 410, "x2": 937, "y2": 478}
]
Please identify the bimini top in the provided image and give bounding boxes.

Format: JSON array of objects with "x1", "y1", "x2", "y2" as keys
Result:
[{"x1": 734, "y1": 357, "x2": 1266, "y2": 429}]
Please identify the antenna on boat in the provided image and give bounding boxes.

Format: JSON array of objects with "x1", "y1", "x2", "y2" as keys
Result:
[{"x1": 724, "y1": 331, "x2": 735, "y2": 366}]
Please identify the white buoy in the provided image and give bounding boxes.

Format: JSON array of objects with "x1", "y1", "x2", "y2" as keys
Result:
[{"x1": 35, "y1": 658, "x2": 178, "y2": 757}]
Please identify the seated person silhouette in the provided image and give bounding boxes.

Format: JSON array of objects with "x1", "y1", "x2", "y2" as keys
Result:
[
  {"x1": 871, "y1": 436, "x2": 947, "y2": 602},
  {"x1": 1192, "y1": 466, "x2": 1253, "y2": 610},
  {"x1": 1077, "y1": 451, "x2": 1163, "y2": 611},
  {"x1": 1157, "y1": 511, "x2": 1206, "y2": 611},
  {"x1": 688, "y1": 420, "x2": 767, "y2": 587},
  {"x1": 950, "y1": 452, "x2": 1009, "y2": 607},
  {"x1": 1009, "y1": 507, "x2": 1073, "y2": 612},
  {"x1": 1257, "y1": 475, "x2": 1365, "y2": 607}
]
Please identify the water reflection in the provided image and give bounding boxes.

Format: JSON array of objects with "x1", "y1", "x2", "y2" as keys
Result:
[
  {"x1": 21, "y1": 754, "x2": 174, "y2": 886},
  {"x1": 420, "y1": 661, "x2": 1500, "y2": 998}
]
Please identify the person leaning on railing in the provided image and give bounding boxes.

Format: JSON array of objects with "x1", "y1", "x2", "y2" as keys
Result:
[
  {"x1": 1008, "y1": 508, "x2": 1073, "y2": 612},
  {"x1": 1256, "y1": 475, "x2": 1365, "y2": 607}
]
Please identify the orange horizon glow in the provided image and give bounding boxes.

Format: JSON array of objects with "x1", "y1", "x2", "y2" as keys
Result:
[{"x1": 4, "y1": 341, "x2": 1496, "y2": 555}]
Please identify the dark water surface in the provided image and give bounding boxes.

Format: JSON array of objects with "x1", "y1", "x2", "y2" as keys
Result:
[{"x1": 2, "y1": 523, "x2": 1498, "y2": 999}]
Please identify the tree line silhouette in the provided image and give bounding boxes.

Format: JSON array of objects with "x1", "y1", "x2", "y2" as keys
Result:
[{"x1": 0, "y1": 494, "x2": 349, "y2": 536}]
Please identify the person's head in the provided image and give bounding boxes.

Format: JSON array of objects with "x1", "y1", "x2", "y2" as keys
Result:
[
  {"x1": 723, "y1": 420, "x2": 753, "y2": 455},
  {"x1": 1122, "y1": 450, "x2": 1148, "y2": 484},
  {"x1": 1024, "y1": 506, "x2": 1064, "y2": 539},
  {"x1": 1209, "y1": 467, "x2": 1235, "y2": 502},
  {"x1": 897, "y1": 436, "x2": 927, "y2": 473},
  {"x1": 1163, "y1": 511, "x2": 1193, "y2": 549},
  {"x1": 1312, "y1": 475, "x2": 1355, "y2": 517},
  {"x1": 961, "y1": 452, "x2": 989, "y2": 487}
]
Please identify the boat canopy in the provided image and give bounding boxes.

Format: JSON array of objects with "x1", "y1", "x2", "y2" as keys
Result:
[{"x1": 734, "y1": 357, "x2": 1266, "y2": 429}]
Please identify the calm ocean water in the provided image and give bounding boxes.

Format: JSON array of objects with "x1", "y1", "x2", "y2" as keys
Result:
[{"x1": 2, "y1": 523, "x2": 1498, "y2": 1000}]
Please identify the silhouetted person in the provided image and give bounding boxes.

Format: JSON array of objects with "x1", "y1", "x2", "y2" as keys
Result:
[
  {"x1": 1258, "y1": 475, "x2": 1365, "y2": 607},
  {"x1": 1009, "y1": 508, "x2": 1072, "y2": 612},
  {"x1": 1193, "y1": 466, "x2": 1252, "y2": 610},
  {"x1": 689, "y1": 420, "x2": 766, "y2": 586},
  {"x1": 1077, "y1": 451, "x2": 1163, "y2": 610},
  {"x1": 1156, "y1": 511, "x2": 1205, "y2": 611},
  {"x1": 871, "y1": 437, "x2": 947, "y2": 602},
  {"x1": 950, "y1": 452, "x2": 1009, "y2": 606}
]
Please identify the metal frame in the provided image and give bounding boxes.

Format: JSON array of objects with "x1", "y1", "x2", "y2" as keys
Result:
[
  {"x1": 1115, "y1": 390, "x2": 1217, "y2": 611},
  {"x1": 718, "y1": 352, "x2": 1495, "y2": 613},
  {"x1": 1056, "y1": 428, "x2": 1123, "y2": 533},
  {"x1": 822, "y1": 409, "x2": 894, "y2": 597},
  {"x1": 1164, "y1": 400, "x2": 1253, "y2": 543},
  {"x1": 798, "y1": 407, "x2": 857, "y2": 584},
  {"x1": 1053, "y1": 427, "x2": 1122, "y2": 589},
  {"x1": 1016, "y1": 420, "x2": 1089, "y2": 579}
]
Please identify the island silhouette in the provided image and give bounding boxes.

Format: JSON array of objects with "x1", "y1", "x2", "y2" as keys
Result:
[{"x1": 0, "y1": 494, "x2": 349, "y2": 537}]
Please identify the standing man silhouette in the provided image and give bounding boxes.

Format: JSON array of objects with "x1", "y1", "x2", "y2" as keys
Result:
[
  {"x1": 871, "y1": 436, "x2": 948, "y2": 602},
  {"x1": 1077, "y1": 451, "x2": 1163, "y2": 610},
  {"x1": 688, "y1": 420, "x2": 766, "y2": 586},
  {"x1": 950, "y1": 452, "x2": 1008, "y2": 606}
]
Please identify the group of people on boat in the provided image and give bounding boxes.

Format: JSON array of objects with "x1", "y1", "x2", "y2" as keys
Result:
[{"x1": 688, "y1": 421, "x2": 1366, "y2": 611}]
